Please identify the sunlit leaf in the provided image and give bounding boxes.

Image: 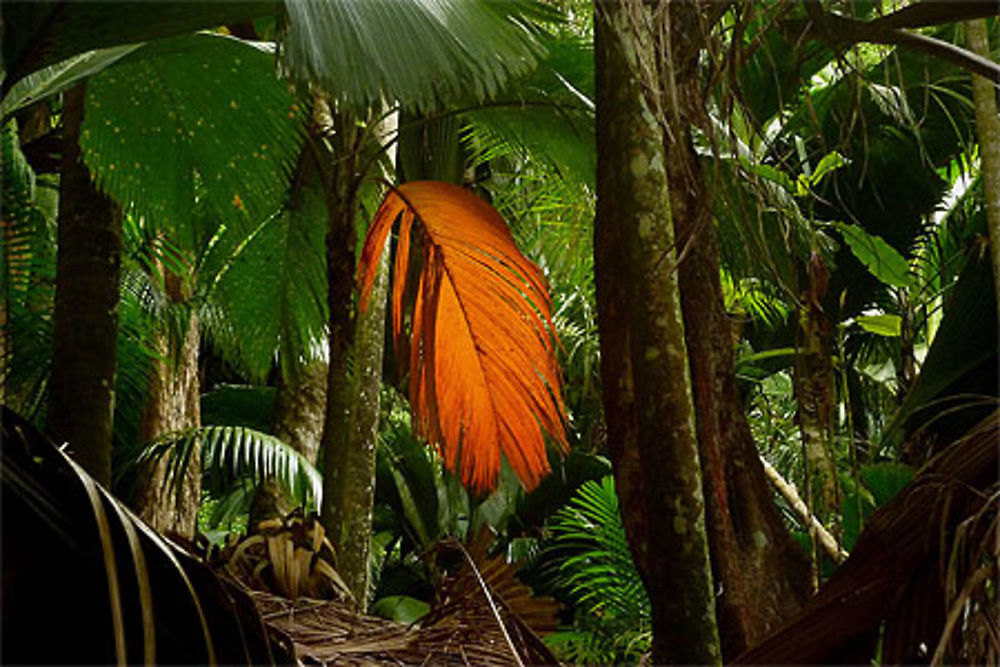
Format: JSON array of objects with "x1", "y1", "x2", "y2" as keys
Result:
[
  {"x1": 856, "y1": 314, "x2": 902, "y2": 336},
  {"x1": 359, "y1": 181, "x2": 567, "y2": 491}
]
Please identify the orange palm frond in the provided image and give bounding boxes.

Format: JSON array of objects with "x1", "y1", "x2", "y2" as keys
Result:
[{"x1": 359, "y1": 181, "x2": 566, "y2": 491}]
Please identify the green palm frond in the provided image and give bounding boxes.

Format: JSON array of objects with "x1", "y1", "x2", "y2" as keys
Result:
[
  {"x1": 80, "y1": 33, "x2": 305, "y2": 237},
  {"x1": 0, "y1": 44, "x2": 142, "y2": 121},
  {"x1": 279, "y1": 0, "x2": 551, "y2": 111},
  {"x1": 137, "y1": 425, "x2": 322, "y2": 511},
  {"x1": 1, "y1": 2, "x2": 274, "y2": 91},
  {"x1": 541, "y1": 475, "x2": 650, "y2": 663},
  {"x1": 464, "y1": 36, "x2": 595, "y2": 183}
]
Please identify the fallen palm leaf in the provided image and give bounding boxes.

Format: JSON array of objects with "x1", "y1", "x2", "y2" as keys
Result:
[{"x1": 358, "y1": 181, "x2": 567, "y2": 491}]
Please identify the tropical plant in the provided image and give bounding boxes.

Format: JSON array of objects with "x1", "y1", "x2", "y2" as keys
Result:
[
  {"x1": 358, "y1": 180, "x2": 568, "y2": 492},
  {"x1": 540, "y1": 476, "x2": 650, "y2": 665}
]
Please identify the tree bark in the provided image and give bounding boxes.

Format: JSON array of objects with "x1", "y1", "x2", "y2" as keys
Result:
[
  {"x1": 652, "y1": 3, "x2": 811, "y2": 656},
  {"x1": 47, "y1": 83, "x2": 123, "y2": 487},
  {"x1": 318, "y1": 102, "x2": 363, "y2": 561},
  {"x1": 671, "y1": 116, "x2": 813, "y2": 653},
  {"x1": 134, "y1": 270, "x2": 201, "y2": 539},
  {"x1": 965, "y1": 19, "x2": 1000, "y2": 324},
  {"x1": 594, "y1": 3, "x2": 720, "y2": 663},
  {"x1": 318, "y1": 102, "x2": 394, "y2": 609}
]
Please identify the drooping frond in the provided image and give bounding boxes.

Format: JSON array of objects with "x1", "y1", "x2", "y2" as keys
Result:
[
  {"x1": 359, "y1": 181, "x2": 566, "y2": 491},
  {"x1": 137, "y1": 425, "x2": 322, "y2": 510}
]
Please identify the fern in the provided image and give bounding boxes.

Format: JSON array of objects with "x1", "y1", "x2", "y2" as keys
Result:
[{"x1": 541, "y1": 475, "x2": 650, "y2": 664}]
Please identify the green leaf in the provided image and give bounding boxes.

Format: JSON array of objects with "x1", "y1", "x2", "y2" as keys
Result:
[
  {"x1": 1, "y1": 45, "x2": 143, "y2": 121},
  {"x1": 807, "y1": 150, "x2": 848, "y2": 187},
  {"x1": 138, "y1": 425, "x2": 322, "y2": 510},
  {"x1": 371, "y1": 595, "x2": 430, "y2": 624},
  {"x1": 2, "y1": 2, "x2": 274, "y2": 89},
  {"x1": 861, "y1": 462, "x2": 912, "y2": 507},
  {"x1": 280, "y1": 0, "x2": 546, "y2": 111},
  {"x1": 855, "y1": 314, "x2": 902, "y2": 336},
  {"x1": 835, "y1": 222, "x2": 912, "y2": 288},
  {"x1": 80, "y1": 33, "x2": 304, "y2": 236}
]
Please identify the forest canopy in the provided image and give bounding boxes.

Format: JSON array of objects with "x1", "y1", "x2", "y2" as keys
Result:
[{"x1": 1, "y1": 1, "x2": 997, "y2": 665}]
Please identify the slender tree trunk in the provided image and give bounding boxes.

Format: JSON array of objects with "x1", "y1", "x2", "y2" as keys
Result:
[
  {"x1": 134, "y1": 270, "x2": 201, "y2": 538},
  {"x1": 594, "y1": 3, "x2": 720, "y2": 663},
  {"x1": 794, "y1": 300, "x2": 838, "y2": 513},
  {"x1": 48, "y1": 83, "x2": 123, "y2": 487},
  {"x1": 644, "y1": 2, "x2": 812, "y2": 656},
  {"x1": 332, "y1": 249, "x2": 388, "y2": 607},
  {"x1": 319, "y1": 102, "x2": 362, "y2": 555},
  {"x1": 318, "y1": 102, "x2": 394, "y2": 608},
  {"x1": 965, "y1": 19, "x2": 1000, "y2": 323}
]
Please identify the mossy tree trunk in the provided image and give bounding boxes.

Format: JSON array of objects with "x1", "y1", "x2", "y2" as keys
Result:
[
  {"x1": 249, "y1": 358, "x2": 328, "y2": 528},
  {"x1": 48, "y1": 82, "x2": 123, "y2": 487},
  {"x1": 134, "y1": 269, "x2": 201, "y2": 539},
  {"x1": 318, "y1": 100, "x2": 394, "y2": 609},
  {"x1": 594, "y1": 2, "x2": 720, "y2": 663},
  {"x1": 666, "y1": 81, "x2": 812, "y2": 656},
  {"x1": 965, "y1": 19, "x2": 1000, "y2": 323}
]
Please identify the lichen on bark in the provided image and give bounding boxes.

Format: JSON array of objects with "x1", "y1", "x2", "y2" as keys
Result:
[{"x1": 594, "y1": 2, "x2": 720, "y2": 663}]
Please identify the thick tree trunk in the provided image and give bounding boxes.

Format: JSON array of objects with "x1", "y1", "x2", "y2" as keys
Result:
[
  {"x1": 134, "y1": 271, "x2": 201, "y2": 538},
  {"x1": 47, "y1": 83, "x2": 123, "y2": 487},
  {"x1": 594, "y1": 3, "x2": 720, "y2": 663},
  {"x1": 274, "y1": 359, "x2": 328, "y2": 465},
  {"x1": 965, "y1": 19, "x2": 1000, "y2": 323},
  {"x1": 646, "y1": 3, "x2": 811, "y2": 656},
  {"x1": 669, "y1": 104, "x2": 812, "y2": 654}
]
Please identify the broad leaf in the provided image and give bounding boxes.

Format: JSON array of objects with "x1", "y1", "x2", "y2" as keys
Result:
[
  {"x1": 80, "y1": 33, "x2": 304, "y2": 236},
  {"x1": 855, "y1": 313, "x2": 902, "y2": 337},
  {"x1": 0, "y1": 44, "x2": 142, "y2": 120},
  {"x1": 835, "y1": 222, "x2": 913, "y2": 288},
  {"x1": 359, "y1": 181, "x2": 567, "y2": 491},
  {"x1": 280, "y1": 0, "x2": 547, "y2": 111},
  {"x1": 1, "y1": 2, "x2": 273, "y2": 90}
]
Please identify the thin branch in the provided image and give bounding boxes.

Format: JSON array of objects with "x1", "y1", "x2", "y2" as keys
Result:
[
  {"x1": 782, "y1": 10, "x2": 1000, "y2": 82},
  {"x1": 760, "y1": 456, "x2": 850, "y2": 563}
]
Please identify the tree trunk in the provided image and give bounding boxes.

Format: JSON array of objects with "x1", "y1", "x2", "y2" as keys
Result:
[
  {"x1": 249, "y1": 358, "x2": 328, "y2": 529},
  {"x1": 668, "y1": 90, "x2": 812, "y2": 654},
  {"x1": 794, "y1": 300, "x2": 839, "y2": 513},
  {"x1": 330, "y1": 250, "x2": 388, "y2": 607},
  {"x1": 134, "y1": 270, "x2": 201, "y2": 539},
  {"x1": 965, "y1": 19, "x2": 1000, "y2": 324},
  {"x1": 318, "y1": 102, "x2": 394, "y2": 609},
  {"x1": 319, "y1": 102, "x2": 362, "y2": 561},
  {"x1": 47, "y1": 83, "x2": 123, "y2": 487},
  {"x1": 646, "y1": 3, "x2": 812, "y2": 656},
  {"x1": 594, "y1": 3, "x2": 720, "y2": 663},
  {"x1": 274, "y1": 359, "x2": 328, "y2": 465}
]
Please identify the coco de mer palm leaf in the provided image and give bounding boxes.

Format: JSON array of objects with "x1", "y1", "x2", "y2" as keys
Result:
[{"x1": 359, "y1": 181, "x2": 567, "y2": 491}]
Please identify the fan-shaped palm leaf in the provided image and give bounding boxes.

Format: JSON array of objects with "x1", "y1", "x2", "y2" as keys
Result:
[
  {"x1": 280, "y1": 0, "x2": 550, "y2": 112},
  {"x1": 359, "y1": 181, "x2": 566, "y2": 491},
  {"x1": 80, "y1": 33, "x2": 304, "y2": 236}
]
